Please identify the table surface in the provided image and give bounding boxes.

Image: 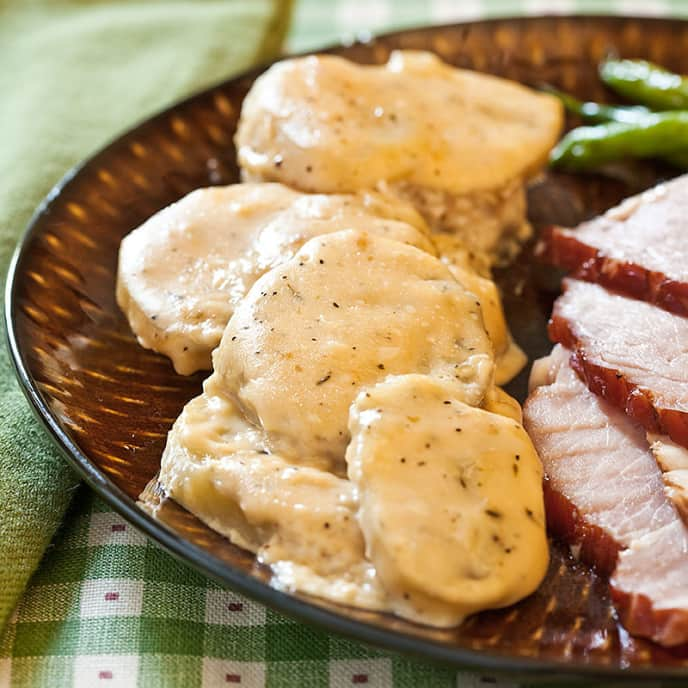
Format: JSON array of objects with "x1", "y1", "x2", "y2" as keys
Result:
[{"x1": 2, "y1": 1, "x2": 686, "y2": 687}]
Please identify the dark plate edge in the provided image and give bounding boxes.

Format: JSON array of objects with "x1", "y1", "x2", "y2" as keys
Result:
[{"x1": 5, "y1": 15, "x2": 688, "y2": 681}]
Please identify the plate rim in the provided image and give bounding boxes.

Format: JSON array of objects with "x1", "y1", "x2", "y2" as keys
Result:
[{"x1": 6, "y1": 14, "x2": 688, "y2": 680}]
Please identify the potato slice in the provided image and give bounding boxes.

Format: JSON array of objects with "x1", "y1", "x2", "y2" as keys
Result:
[
  {"x1": 117, "y1": 183, "x2": 433, "y2": 374},
  {"x1": 346, "y1": 374, "x2": 548, "y2": 627},
  {"x1": 216, "y1": 230, "x2": 494, "y2": 471}
]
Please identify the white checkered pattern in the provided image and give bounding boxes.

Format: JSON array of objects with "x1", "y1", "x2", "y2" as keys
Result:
[
  {"x1": 88, "y1": 512, "x2": 148, "y2": 548},
  {"x1": 79, "y1": 580, "x2": 144, "y2": 619},
  {"x1": 73, "y1": 655, "x2": 140, "y2": 688}
]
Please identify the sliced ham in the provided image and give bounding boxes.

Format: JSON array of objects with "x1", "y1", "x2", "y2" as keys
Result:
[
  {"x1": 537, "y1": 175, "x2": 688, "y2": 317},
  {"x1": 524, "y1": 345, "x2": 688, "y2": 647},
  {"x1": 613, "y1": 521, "x2": 688, "y2": 647},
  {"x1": 549, "y1": 279, "x2": 688, "y2": 449},
  {"x1": 649, "y1": 436, "x2": 688, "y2": 525}
]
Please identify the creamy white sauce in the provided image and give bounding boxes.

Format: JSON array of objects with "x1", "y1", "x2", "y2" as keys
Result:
[
  {"x1": 236, "y1": 50, "x2": 563, "y2": 196},
  {"x1": 236, "y1": 50, "x2": 562, "y2": 266},
  {"x1": 214, "y1": 230, "x2": 494, "y2": 472},
  {"x1": 346, "y1": 375, "x2": 548, "y2": 626},
  {"x1": 157, "y1": 230, "x2": 548, "y2": 627},
  {"x1": 116, "y1": 184, "x2": 434, "y2": 374},
  {"x1": 117, "y1": 181, "x2": 525, "y2": 384},
  {"x1": 444, "y1": 262, "x2": 526, "y2": 386},
  {"x1": 395, "y1": 177, "x2": 533, "y2": 268},
  {"x1": 160, "y1": 376, "x2": 387, "y2": 608},
  {"x1": 123, "y1": 49, "x2": 559, "y2": 625}
]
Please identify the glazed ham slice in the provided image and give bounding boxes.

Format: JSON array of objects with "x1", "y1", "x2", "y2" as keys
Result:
[
  {"x1": 549, "y1": 279, "x2": 688, "y2": 449},
  {"x1": 537, "y1": 175, "x2": 688, "y2": 317},
  {"x1": 524, "y1": 345, "x2": 688, "y2": 646},
  {"x1": 613, "y1": 521, "x2": 688, "y2": 646}
]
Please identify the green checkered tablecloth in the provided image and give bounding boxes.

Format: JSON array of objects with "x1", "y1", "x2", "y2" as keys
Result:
[
  {"x1": 1, "y1": 1, "x2": 682, "y2": 686},
  {"x1": 287, "y1": 0, "x2": 688, "y2": 52}
]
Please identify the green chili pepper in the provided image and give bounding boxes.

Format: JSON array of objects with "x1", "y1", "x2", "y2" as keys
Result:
[
  {"x1": 546, "y1": 86, "x2": 688, "y2": 169},
  {"x1": 549, "y1": 112, "x2": 688, "y2": 170},
  {"x1": 600, "y1": 59, "x2": 688, "y2": 110},
  {"x1": 545, "y1": 87, "x2": 652, "y2": 124},
  {"x1": 664, "y1": 150, "x2": 688, "y2": 168}
]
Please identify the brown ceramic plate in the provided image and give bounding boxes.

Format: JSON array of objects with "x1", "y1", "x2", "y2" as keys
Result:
[{"x1": 7, "y1": 15, "x2": 688, "y2": 682}]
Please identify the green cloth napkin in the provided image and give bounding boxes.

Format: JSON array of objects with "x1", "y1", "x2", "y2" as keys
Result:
[
  {"x1": 0, "y1": 0, "x2": 292, "y2": 633},
  {"x1": 1, "y1": 0, "x2": 682, "y2": 686}
]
